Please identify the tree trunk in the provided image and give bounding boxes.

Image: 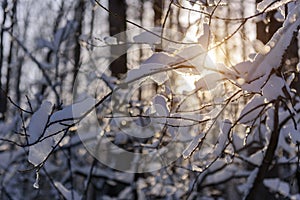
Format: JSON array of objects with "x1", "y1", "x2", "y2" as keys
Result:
[
  {"x1": 0, "y1": 0, "x2": 8, "y2": 120},
  {"x1": 256, "y1": 0, "x2": 282, "y2": 45},
  {"x1": 5, "y1": 0, "x2": 17, "y2": 119},
  {"x1": 72, "y1": 0, "x2": 84, "y2": 96},
  {"x1": 108, "y1": 0, "x2": 127, "y2": 77},
  {"x1": 246, "y1": 101, "x2": 280, "y2": 200},
  {"x1": 153, "y1": 0, "x2": 164, "y2": 27}
]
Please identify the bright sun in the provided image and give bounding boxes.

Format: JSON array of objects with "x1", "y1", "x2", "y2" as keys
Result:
[{"x1": 177, "y1": 47, "x2": 219, "y2": 92}]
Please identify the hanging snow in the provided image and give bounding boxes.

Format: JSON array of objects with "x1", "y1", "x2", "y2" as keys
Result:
[{"x1": 28, "y1": 101, "x2": 52, "y2": 144}]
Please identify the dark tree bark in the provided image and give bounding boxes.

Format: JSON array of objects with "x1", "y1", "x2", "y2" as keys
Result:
[
  {"x1": 153, "y1": 0, "x2": 164, "y2": 27},
  {"x1": 48, "y1": 1, "x2": 64, "y2": 83},
  {"x1": 72, "y1": 0, "x2": 85, "y2": 95},
  {"x1": 4, "y1": 0, "x2": 17, "y2": 117},
  {"x1": 285, "y1": 29, "x2": 300, "y2": 94},
  {"x1": 0, "y1": 0, "x2": 8, "y2": 121},
  {"x1": 89, "y1": 2, "x2": 95, "y2": 51},
  {"x1": 153, "y1": 0, "x2": 164, "y2": 52},
  {"x1": 0, "y1": 0, "x2": 17, "y2": 121},
  {"x1": 245, "y1": 101, "x2": 280, "y2": 200},
  {"x1": 256, "y1": 10, "x2": 282, "y2": 44},
  {"x1": 256, "y1": 0, "x2": 282, "y2": 45},
  {"x1": 108, "y1": 0, "x2": 127, "y2": 77},
  {"x1": 15, "y1": 1, "x2": 29, "y2": 106},
  {"x1": 0, "y1": 0, "x2": 7, "y2": 91}
]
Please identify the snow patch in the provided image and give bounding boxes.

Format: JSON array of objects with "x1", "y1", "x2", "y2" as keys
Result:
[{"x1": 264, "y1": 178, "x2": 290, "y2": 197}]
